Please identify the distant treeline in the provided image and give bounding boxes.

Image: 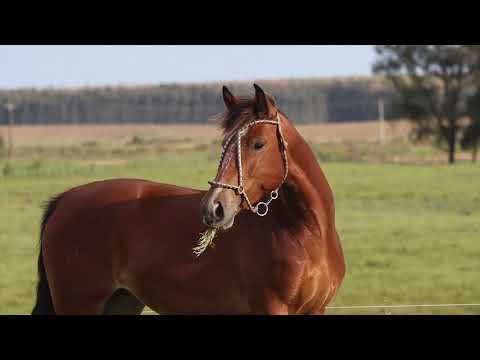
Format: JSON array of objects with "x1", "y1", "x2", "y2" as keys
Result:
[{"x1": 0, "y1": 77, "x2": 398, "y2": 125}]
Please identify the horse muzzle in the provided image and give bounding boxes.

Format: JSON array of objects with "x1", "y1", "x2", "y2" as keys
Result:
[{"x1": 201, "y1": 187, "x2": 239, "y2": 230}]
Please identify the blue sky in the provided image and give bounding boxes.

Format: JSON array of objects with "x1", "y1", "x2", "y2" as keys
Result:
[{"x1": 0, "y1": 45, "x2": 376, "y2": 89}]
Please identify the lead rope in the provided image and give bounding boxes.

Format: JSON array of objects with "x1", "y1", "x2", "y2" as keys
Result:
[{"x1": 208, "y1": 113, "x2": 288, "y2": 217}]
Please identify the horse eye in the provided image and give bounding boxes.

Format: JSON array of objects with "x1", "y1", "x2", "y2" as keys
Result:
[{"x1": 254, "y1": 142, "x2": 265, "y2": 150}]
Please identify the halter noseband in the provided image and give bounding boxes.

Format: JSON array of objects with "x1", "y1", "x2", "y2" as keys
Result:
[{"x1": 208, "y1": 113, "x2": 288, "y2": 217}]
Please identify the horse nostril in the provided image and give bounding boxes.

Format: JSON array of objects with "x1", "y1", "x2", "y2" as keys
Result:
[
  {"x1": 204, "y1": 216, "x2": 214, "y2": 226},
  {"x1": 213, "y1": 201, "x2": 224, "y2": 221}
]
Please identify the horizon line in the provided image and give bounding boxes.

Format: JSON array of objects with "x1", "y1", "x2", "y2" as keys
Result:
[{"x1": 0, "y1": 74, "x2": 381, "y2": 92}]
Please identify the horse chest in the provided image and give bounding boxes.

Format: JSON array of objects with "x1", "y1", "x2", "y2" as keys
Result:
[
  {"x1": 293, "y1": 264, "x2": 333, "y2": 314},
  {"x1": 263, "y1": 255, "x2": 329, "y2": 314}
]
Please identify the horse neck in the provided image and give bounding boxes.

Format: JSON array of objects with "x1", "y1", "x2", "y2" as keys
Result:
[{"x1": 278, "y1": 119, "x2": 336, "y2": 241}]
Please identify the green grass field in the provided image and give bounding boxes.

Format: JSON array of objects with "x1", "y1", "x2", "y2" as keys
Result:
[{"x1": 1, "y1": 133, "x2": 479, "y2": 315}]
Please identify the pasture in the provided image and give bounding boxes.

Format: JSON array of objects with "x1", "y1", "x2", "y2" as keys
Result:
[{"x1": 1, "y1": 121, "x2": 479, "y2": 315}]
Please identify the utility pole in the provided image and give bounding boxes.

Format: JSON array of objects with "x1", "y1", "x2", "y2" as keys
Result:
[
  {"x1": 5, "y1": 101, "x2": 16, "y2": 158},
  {"x1": 378, "y1": 98, "x2": 385, "y2": 145}
]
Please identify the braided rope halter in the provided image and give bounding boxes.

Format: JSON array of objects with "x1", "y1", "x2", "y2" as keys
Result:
[{"x1": 208, "y1": 113, "x2": 289, "y2": 217}]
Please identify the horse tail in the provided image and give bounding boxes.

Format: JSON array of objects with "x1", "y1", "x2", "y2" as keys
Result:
[{"x1": 31, "y1": 193, "x2": 64, "y2": 315}]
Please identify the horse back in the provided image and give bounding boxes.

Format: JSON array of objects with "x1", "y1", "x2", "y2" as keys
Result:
[{"x1": 41, "y1": 179, "x2": 208, "y2": 303}]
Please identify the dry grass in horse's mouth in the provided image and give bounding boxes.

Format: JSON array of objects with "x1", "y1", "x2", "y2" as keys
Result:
[{"x1": 193, "y1": 227, "x2": 218, "y2": 257}]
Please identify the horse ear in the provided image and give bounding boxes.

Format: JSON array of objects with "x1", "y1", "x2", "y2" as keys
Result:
[
  {"x1": 253, "y1": 83, "x2": 277, "y2": 119},
  {"x1": 222, "y1": 86, "x2": 239, "y2": 110}
]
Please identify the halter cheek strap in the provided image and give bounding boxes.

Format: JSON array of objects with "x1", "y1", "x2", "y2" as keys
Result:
[{"x1": 208, "y1": 113, "x2": 289, "y2": 217}]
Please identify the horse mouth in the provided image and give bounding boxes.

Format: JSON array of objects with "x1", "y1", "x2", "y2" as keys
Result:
[
  {"x1": 203, "y1": 213, "x2": 235, "y2": 231},
  {"x1": 202, "y1": 210, "x2": 237, "y2": 231},
  {"x1": 220, "y1": 215, "x2": 235, "y2": 230}
]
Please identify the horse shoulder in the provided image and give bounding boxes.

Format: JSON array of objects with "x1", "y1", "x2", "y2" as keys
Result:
[
  {"x1": 271, "y1": 230, "x2": 342, "y2": 314},
  {"x1": 266, "y1": 231, "x2": 311, "y2": 306}
]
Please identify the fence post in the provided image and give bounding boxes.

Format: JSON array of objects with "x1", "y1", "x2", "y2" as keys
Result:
[
  {"x1": 378, "y1": 99, "x2": 385, "y2": 145},
  {"x1": 5, "y1": 101, "x2": 15, "y2": 158}
]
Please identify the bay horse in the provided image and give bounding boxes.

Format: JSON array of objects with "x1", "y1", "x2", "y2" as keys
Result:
[{"x1": 31, "y1": 84, "x2": 345, "y2": 315}]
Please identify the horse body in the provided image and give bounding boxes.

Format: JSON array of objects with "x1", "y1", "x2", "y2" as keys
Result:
[
  {"x1": 40, "y1": 178, "x2": 343, "y2": 314},
  {"x1": 33, "y1": 84, "x2": 345, "y2": 315}
]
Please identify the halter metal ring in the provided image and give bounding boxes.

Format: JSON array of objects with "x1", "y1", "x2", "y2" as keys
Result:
[
  {"x1": 271, "y1": 190, "x2": 279, "y2": 200},
  {"x1": 255, "y1": 202, "x2": 269, "y2": 217}
]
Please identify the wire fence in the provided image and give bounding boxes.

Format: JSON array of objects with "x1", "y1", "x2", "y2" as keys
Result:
[
  {"x1": 139, "y1": 303, "x2": 480, "y2": 315},
  {"x1": 4, "y1": 303, "x2": 480, "y2": 315}
]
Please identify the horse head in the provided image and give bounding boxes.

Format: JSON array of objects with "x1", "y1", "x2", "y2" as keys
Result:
[{"x1": 200, "y1": 84, "x2": 289, "y2": 230}]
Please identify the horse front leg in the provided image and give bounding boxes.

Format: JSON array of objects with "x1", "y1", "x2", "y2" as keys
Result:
[
  {"x1": 247, "y1": 288, "x2": 290, "y2": 315},
  {"x1": 307, "y1": 306, "x2": 326, "y2": 315}
]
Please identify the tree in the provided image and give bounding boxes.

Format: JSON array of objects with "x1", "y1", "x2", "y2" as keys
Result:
[
  {"x1": 0, "y1": 131, "x2": 4, "y2": 157},
  {"x1": 461, "y1": 120, "x2": 480, "y2": 163},
  {"x1": 373, "y1": 45, "x2": 478, "y2": 164},
  {"x1": 462, "y1": 45, "x2": 480, "y2": 163},
  {"x1": 464, "y1": 89, "x2": 480, "y2": 163}
]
